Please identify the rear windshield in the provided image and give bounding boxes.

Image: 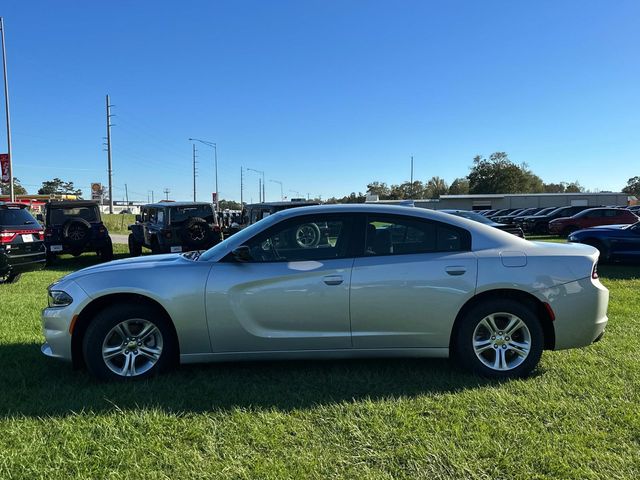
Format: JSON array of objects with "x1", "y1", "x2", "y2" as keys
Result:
[
  {"x1": 0, "y1": 207, "x2": 38, "y2": 227},
  {"x1": 49, "y1": 206, "x2": 99, "y2": 224},
  {"x1": 170, "y1": 205, "x2": 215, "y2": 223}
]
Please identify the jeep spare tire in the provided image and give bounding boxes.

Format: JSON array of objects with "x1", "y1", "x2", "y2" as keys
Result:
[
  {"x1": 181, "y1": 217, "x2": 212, "y2": 248},
  {"x1": 63, "y1": 218, "x2": 91, "y2": 247}
]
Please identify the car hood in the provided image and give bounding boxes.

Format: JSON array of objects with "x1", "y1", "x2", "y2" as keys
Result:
[
  {"x1": 59, "y1": 253, "x2": 188, "y2": 283},
  {"x1": 589, "y1": 224, "x2": 628, "y2": 230}
]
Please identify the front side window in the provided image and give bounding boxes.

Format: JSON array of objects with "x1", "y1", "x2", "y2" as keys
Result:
[
  {"x1": 364, "y1": 215, "x2": 470, "y2": 256},
  {"x1": 157, "y1": 210, "x2": 165, "y2": 224},
  {"x1": 243, "y1": 214, "x2": 353, "y2": 262}
]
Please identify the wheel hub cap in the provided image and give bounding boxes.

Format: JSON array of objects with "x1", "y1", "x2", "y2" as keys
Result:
[
  {"x1": 472, "y1": 312, "x2": 532, "y2": 371},
  {"x1": 102, "y1": 318, "x2": 163, "y2": 377}
]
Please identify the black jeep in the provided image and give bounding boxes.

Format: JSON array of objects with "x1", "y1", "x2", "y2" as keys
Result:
[
  {"x1": 128, "y1": 202, "x2": 223, "y2": 256},
  {"x1": 42, "y1": 200, "x2": 113, "y2": 262}
]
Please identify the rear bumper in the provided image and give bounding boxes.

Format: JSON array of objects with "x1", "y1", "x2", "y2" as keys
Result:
[
  {"x1": 0, "y1": 249, "x2": 46, "y2": 275},
  {"x1": 536, "y1": 277, "x2": 609, "y2": 350}
]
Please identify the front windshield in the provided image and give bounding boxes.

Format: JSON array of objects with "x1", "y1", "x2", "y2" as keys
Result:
[{"x1": 198, "y1": 212, "x2": 281, "y2": 261}]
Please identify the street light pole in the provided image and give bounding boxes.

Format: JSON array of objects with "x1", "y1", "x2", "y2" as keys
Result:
[
  {"x1": 189, "y1": 138, "x2": 218, "y2": 210},
  {"x1": 247, "y1": 168, "x2": 265, "y2": 202},
  {"x1": 0, "y1": 17, "x2": 14, "y2": 202}
]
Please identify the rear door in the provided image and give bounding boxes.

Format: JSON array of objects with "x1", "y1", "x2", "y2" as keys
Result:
[{"x1": 350, "y1": 214, "x2": 477, "y2": 349}]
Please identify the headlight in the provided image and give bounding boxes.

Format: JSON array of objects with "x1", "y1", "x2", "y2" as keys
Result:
[{"x1": 48, "y1": 290, "x2": 73, "y2": 307}]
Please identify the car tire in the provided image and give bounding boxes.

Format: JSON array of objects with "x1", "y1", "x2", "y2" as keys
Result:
[
  {"x1": 128, "y1": 234, "x2": 142, "y2": 257},
  {"x1": 533, "y1": 223, "x2": 547, "y2": 235},
  {"x1": 182, "y1": 217, "x2": 212, "y2": 249},
  {"x1": 293, "y1": 223, "x2": 321, "y2": 248},
  {"x1": 0, "y1": 271, "x2": 21, "y2": 284},
  {"x1": 454, "y1": 299, "x2": 544, "y2": 379},
  {"x1": 98, "y1": 238, "x2": 114, "y2": 262},
  {"x1": 62, "y1": 218, "x2": 91, "y2": 248},
  {"x1": 150, "y1": 237, "x2": 162, "y2": 255},
  {"x1": 583, "y1": 239, "x2": 609, "y2": 263},
  {"x1": 82, "y1": 303, "x2": 177, "y2": 381}
]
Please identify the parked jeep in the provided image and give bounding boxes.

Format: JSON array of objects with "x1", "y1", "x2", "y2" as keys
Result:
[
  {"x1": 128, "y1": 202, "x2": 223, "y2": 256},
  {"x1": 43, "y1": 200, "x2": 113, "y2": 262}
]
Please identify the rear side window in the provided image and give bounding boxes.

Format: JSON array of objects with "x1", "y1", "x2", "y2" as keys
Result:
[
  {"x1": 364, "y1": 215, "x2": 471, "y2": 256},
  {"x1": 0, "y1": 207, "x2": 38, "y2": 227}
]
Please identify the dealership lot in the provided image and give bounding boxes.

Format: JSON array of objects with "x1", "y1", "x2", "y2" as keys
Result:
[{"x1": 0, "y1": 244, "x2": 639, "y2": 478}]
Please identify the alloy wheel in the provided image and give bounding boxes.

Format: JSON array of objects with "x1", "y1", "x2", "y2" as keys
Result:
[
  {"x1": 101, "y1": 318, "x2": 164, "y2": 377},
  {"x1": 472, "y1": 312, "x2": 532, "y2": 371}
]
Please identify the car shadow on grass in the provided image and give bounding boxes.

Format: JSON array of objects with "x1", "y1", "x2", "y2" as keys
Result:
[
  {"x1": 0, "y1": 342, "x2": 530, "y2": 418},
  {"x1": 43, "y1": 251, "x2": 145, "y2": 273}
]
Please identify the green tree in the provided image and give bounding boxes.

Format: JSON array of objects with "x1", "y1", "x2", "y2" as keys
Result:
[
  {"x1": 564, "y1": 181, "x2": 583, "y2": 193},
  {"x1": 0, "y1": 177, "x2": 27, "y2": 196},
  {"x1": 38, "y1": 177, "x2": 82, "y2": 196},
  {"x1": 448, "y1": 177, "x2": 470, "y2": 195},
  {"x1": 425, "y1": 176, "x2": 449, "y2": 198},
  {"x1": 622, "y1": 176, "x2": 640, "y2": 197},
  {"x1": 468, "y1": 152, "x2": 544, "y2": 194},
  {"x1": 366, "y1": 181, "x2": 391, "y2": 199},
  {"x1": 218, "y1": 199, "x2": 243, "y2": 210},
  {"x1": 544, "y1": 183, "x2": 566, "y2": 193}
]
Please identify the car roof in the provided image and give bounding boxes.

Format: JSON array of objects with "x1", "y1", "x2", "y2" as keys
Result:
[
  {"x1": 0, "y1": 202, "x2": 27, "y2": 209},
  {"x1": 245, "y1": 201, "x2": 319, "y2": 208},
  {"x1": 46, "y1": 200, "x2": 99, "y2": 208},
  {"x1": 143, "y1": 202, "x2": 213, "y2": 208}
]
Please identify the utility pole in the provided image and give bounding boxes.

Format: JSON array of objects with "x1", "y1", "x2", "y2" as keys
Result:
[
  {"x1": 270, "y1": 179, "x2": 283, "y2": 201},
  {"x1": 151, "y1": 190, "x2": 154, "y2": 203},
  {"x1": 164, "y1": 187, "x2": 170, "y2": 200},
  {"x1": 192, "y1": 144, "x2": 198, "y2": 202},
  {"x1": 188, "y1": 138, "x2": 219, "y2": 210},
  {"x1": 1, "y1": 18, "x2": 14, "y2": 202},
  {"x1": 240, "y1": 166, "x2": 244, "y2": 207},
  {"x1": 124, "y1": 183, "x2": 129, "y2": 206},
  {"x1": 106, "y1": 95, "x2": 114, "y2": 213},
  {"x1": 258, "y1": 178, "x2": 262, "y2": 203},
  {"x1": 410, "y1": 155, "x2": 414, "y2": 199}
]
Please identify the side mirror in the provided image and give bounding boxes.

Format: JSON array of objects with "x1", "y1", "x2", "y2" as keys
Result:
[
  {"x1": 135, "y1": 214, "x2": 142, "y2": 222},
  {"x1": 232, "y1": 245, "x2": 252, "y2": 262}
]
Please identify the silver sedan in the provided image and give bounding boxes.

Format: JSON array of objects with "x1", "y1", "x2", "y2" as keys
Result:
[{"x1": 41, "y1": 204, "x2": 609, "y2": 380}]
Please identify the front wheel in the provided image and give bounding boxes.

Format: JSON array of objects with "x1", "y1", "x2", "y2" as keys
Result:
[
  {"x1": 128, "y1": 234, "x2": 142, "y2": 257},
  {"x1": 454, "y1": 299, "x2": 544, "y2": 379},
  {"x1": 82, "y1": 303, "x2": 176, "y2": 381},
  {"x1": 97, "y1": 239, "x2": 114, "y2": 262}
]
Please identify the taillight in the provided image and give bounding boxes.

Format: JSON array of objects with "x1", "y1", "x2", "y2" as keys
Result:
[
  {"x1": 37, "y1": 230, "x2": 44, "y2": 240},
  {"x1": 0, "y1": 232, "x2": 16, "y2": 243},
  {"x1": 45, "y1": 227, "x2": 53, "y2": 237},
  {"x1": 212, "y1": 225, "x2": 221, "y2": 233},
  {"x1": 163, "y1": 229, "x2": 172, "y2": 239},
  {"x1": 98, "y1": 226, "x2": 106, "y2": 236},
  {"x1": 592, "y1": 262, "x2": 599, "y2": 280}
]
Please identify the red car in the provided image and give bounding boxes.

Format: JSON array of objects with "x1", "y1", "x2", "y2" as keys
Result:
[{"x1": 549, "y1": 207, "x2": 639, "y2": 236}]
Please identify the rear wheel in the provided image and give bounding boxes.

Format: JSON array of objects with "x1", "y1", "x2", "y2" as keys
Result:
[
  {"x1": 97, "y1": 238, "x2": 114, "y2": 262},
  {"x1": 454, "y1": 299, "x2": 544, "y2": 379},
  {"x1": 128, "y1": 234, "x2": 142, "y2": 257},
  {"x1": 82, "y1": 303, "x2": 176, "y2": 381},
  {"x1": 583, "y1": 238, "x2": 609, "y2": 263}
]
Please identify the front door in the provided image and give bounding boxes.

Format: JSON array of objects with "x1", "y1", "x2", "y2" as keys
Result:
[{"x1": 205, "y1": 213, "x2": 356, "y2": 352}]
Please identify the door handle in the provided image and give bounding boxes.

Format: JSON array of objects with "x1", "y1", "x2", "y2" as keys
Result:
[
  {"x1": 323, "y1": 275, "x2": 344, "y2": 286},
  {"x1": 445, "y1": 266, "x2": 466, "y2": 276}
]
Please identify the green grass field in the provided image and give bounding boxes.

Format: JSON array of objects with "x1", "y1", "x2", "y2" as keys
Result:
[
  {"x1": 0, "y1": 244, "x2": 639, "y2": 479},
  {"x1": 102, "y1": 213, "x2": 136, "y2": 235}
]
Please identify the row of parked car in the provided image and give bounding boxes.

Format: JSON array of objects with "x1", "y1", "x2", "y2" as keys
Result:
[
  {"x1": 2, "y1": 199, "x2": 639, "y2": 284},
  {"x1": 477, "y1": 205, "x2": 640, "y2": 236}
]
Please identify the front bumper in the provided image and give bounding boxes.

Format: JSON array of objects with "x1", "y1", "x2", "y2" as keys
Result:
[{"x1": 41, "y1": 281, "x2": 89, "y2": 362}]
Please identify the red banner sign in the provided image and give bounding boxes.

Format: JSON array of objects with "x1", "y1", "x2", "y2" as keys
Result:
[{"x1": 0, "y1": 154, "x2": 9, "y2": 183}]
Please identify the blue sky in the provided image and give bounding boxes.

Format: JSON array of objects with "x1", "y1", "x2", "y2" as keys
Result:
[{"x1": 1, "y1": 0, "x2": 639, "y2": 203}]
